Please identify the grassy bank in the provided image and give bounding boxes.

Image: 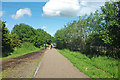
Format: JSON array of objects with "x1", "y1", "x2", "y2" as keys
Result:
[
  {"x1": 58, "y1": 49, "x2": 118, "y2": 78},
  {"x1": 2, "y1": 42, "x2": 44, "y2": 59}
]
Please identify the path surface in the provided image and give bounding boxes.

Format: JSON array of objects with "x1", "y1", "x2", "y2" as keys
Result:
[{"x1": 35, "y1": 48, "x2": 90, "y2": 78}]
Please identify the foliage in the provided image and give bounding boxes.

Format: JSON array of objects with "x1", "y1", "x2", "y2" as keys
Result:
[
  {"x1": 58, "y1": 49, "x2": 118, "y2": 78},
  {"x1": 1, "y1": 21, "x2": 12, "y2": 57},
  {"x1": 2, "y1": 22, "x2": 53, "y2": 57},
  {"x1": 101, "y1": 1, "x2": 120, "y2": 48},
  {"x1": 11, "y1": 23, "x2": 35, "y2": 42},
  {"x1": 55, "y1": 1, "x2": 120, "y2": 58},
  {"x1": 12, "y1": 23, "x2": 53, "y2": 48},
  {"x1": 9, "y1": 33, "x2": 21, "y2": 48},
  {"x1": 4, "y1": 42, "x2": 41, "y2": 58},
  {"x1": 54, "y1": 28, "x2": 67, "y2": 49}
]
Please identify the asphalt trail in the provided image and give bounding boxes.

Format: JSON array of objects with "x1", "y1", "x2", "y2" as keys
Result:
[{"x1": 35, "y1": 48, "x2": 90, "y2": 78}]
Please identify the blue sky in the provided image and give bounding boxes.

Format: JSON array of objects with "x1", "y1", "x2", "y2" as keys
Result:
[
  {"x1": 1, "y1": 0, "x2": 107, "y2": 36},
  {"x1": 2, "y1": 2, "x2": 80, "y2": 36}
]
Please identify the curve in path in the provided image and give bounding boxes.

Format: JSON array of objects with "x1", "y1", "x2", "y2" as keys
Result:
[{"x1": 35, "y1": 48, "x2": 90, "y2": 78}]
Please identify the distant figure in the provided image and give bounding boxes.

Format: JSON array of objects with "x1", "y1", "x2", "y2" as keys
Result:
[
  {"x1": 43, "y1": 44, "x2": 45, "y2": 49},
  {"x1": 53, "y1": 43, "x2": 56, "y2": 46},
  {"x1": 51, "y1": 44, "x2": 53, "y2": 49}
]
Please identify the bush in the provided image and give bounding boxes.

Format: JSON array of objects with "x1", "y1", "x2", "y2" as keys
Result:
[{"x1": 7, "y1": 42, "x2": 40, "y2": 57}]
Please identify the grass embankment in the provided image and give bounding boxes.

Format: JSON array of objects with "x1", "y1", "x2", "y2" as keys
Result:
[
  {"x1": 2, "y1": 42, "x2": 44, "y2": 59},
  {"x1": 58, "y1": 49, "x2": 118, "y2": 78}
]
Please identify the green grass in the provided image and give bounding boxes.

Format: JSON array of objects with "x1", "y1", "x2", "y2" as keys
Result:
[
  {"x1": 58, "y1": 49, "x2": 118, "y2": 78},
  {"x1": 2, "y1": 42, "x2": 44, "y2": 59}
]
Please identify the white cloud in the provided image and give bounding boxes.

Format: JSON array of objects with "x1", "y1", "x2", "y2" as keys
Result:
[
  {"x1": 0, "y1": 11, "x2": 4, "y2": 17},
  {"x1": 42, "y1": 26, "x2": 47, "y2": 29},
  {"x1": 42, "y1": 0, "x2": 111, "y2": 17},
  {"x1": 42, "y1": 0, "x2": 80, "y2": 17},
  {"x1": 11, "y1": 8, "x2": 32, "y2": 19}
]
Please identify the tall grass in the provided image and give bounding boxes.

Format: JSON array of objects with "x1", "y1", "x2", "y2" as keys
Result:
[
  {"x1": 2, "y1": 42, "x2": 43, "y2": 59},
  {"x1": 58, "y1": 49, "x2": 118, "y2": 78}
]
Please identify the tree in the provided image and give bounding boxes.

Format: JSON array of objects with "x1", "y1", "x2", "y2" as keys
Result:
[
  {"x1": 12, "y1": 23, "x2": 53, "y2": 48},
  {"x1": 55, "y1": 29, "x2": 67, "y2": 49},
  {"x1": 54, "y1": 1, "x2": 120, "y2": 58},
  {"x1": 1, "y1": 21, "x2": 12, "y2": 56},
  {"x1": 11, "y1": 23, "x2": 35, "y2": 42},
  {"x1": 101, "y1": 1, "x2": 120, "y2": 48},
  {"x1": 9, "y1": 33, "x2": 21, "y2": 48}
]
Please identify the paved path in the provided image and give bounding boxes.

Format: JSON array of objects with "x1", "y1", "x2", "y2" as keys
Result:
[{"x1": 35, "y1": 48, "x2": 90, "y2": 78}]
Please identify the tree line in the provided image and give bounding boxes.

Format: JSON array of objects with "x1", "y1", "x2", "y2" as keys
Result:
[
  {"x1": 1, "y1": 21, "x2": 54, "y2": 57},
  {"x1": 55, "y1": 1, "x2": 120, "y2": 59}
]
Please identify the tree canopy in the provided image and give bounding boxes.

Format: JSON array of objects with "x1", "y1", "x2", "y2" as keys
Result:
[
  {"x1": 55, "y1": 1, "x2": 120, "y2": 58},
  {"x1": 2, "y1": 22, "x2": 54, "y2": 57},
  {"x1": 11, "y1": 23, "x2": 53, "y2": 48}
]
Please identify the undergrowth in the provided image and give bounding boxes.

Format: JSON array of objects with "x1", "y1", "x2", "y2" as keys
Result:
[{"x1": 2, "y1": 42, "x2": 43, "y2": 59}]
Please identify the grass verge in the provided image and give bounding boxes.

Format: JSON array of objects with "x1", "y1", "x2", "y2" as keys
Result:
[
  {"x1": 2, "y1": 42, "x2": 44, "y2": 59},
  {"x1": 58, "y1": 49, "x2": 118, "y2": 78}
]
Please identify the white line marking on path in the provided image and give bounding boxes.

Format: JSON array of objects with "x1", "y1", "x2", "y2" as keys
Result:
[{"x1": 33, "y1": 60, "x2": 42, "y2": 78}]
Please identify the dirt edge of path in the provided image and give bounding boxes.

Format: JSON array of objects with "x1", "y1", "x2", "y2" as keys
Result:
[{"x1": 1, "y1": 48, "x2": 47, "y2": 78}]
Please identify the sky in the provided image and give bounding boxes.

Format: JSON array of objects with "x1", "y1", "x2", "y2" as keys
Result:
[{"x1": 0, "y1": 0, "x2": 109, "y2": 36}]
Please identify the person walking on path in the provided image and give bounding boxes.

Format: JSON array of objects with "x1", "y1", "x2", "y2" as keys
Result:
[
  {"x1": 50, "y1": 44, "x2": 53, "y2": 49},
  {"x1": 43, "y1": 44, "x2": 46, "y2": 49}
]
